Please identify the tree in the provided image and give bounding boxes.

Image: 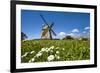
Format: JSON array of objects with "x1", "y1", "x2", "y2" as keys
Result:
[
  {"x1": 21, "y1": 32, "x2": 28, "y2": 40},
  {"x1": 63, "y1": 35, "x2": 74, "y2": 40},
  {"x1": 80, "y1": 37, "x2": 89, "y2": 41}
]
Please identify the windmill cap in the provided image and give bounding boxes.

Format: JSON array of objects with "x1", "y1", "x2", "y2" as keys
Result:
[{"x1": 43, "y1": 25, "x2": 48, "y2": 29}]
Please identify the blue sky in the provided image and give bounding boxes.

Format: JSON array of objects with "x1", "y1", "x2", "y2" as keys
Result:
[{"x1": 21, "y1": 10, "x2": 90, "y2": 39}]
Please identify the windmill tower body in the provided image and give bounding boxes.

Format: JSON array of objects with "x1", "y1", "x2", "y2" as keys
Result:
[{"x1": 41, "y1": 25, "x2": 49, "y2": 39}]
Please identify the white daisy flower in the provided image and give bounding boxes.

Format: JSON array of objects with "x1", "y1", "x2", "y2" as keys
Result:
[
  {"x1": 56, "y1": 51, "x2": 59, "y2": 54},
  {"x1": 57, "y1": 56, "x2": 60, "y2": 59},
  {"x1": 29, "y1": 57, "x2": 35, "y2": 63},
  {"x1": 55, "y1": 47, "x2": 59, "y2": 49},
  {"x1": 30, "y1": 51, "x2": 35, "y2": 54},
  {"x1": 41, "y1": 48, "x2": 46, "y2": 52},
  {"x1": 55, "y1": 54, "x2": 60, "y2": 59},
  {"x1": 36, "y1": 52, "x2": 42, "y2": 57},
  {"x1": 62, "y1": 48, "x2": 65, "y2": 51},
  {"x1": 21, "y1": 52, "x2": 28, "y2": 58},
  {"x1": 45, "y1": 48, "x2": 51, "y2": 52},
  {"x1": 31, "y1": 58, "x2": 35, "y2": 61},
  {"x1": 47, "y1": 55, "x2": 55, "y2": 61},
  {"x1": 49, "y1": 46, "x2": 54, "y2": 49},
  {"x1": 50, "y1": 50, "x2": 53, "y2": 53}
]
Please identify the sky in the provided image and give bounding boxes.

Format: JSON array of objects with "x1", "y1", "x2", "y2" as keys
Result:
[{"x1": 21, "y1": 9, "x2": 90, "y2": 39}]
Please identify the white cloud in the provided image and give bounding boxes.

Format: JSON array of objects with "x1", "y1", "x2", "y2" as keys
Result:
[
  {"x1": 67, "y1": 33, "x2": 81, "y2": 38},
  {"x1": 72, "y1": 29, "x2": 79, "y2": 33},
  {"x1": 57, "y1": 31, "x2": 81, "y2": 39},
  {"x1": 83, "y1": 31, "x2": 86, "y2": 33},
  {"x1": 58, "y1": 32, "x2": 66, "y2": 39},
  {"x1": 84, "y1": 27, "x2": 90, "y2": 30}
]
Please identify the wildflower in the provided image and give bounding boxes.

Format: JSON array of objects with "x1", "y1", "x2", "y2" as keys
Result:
[
  {"x1": 62, "y1": 48, "x2": 65, "y2": 51},
  {"x1": 55, "y1": 47, "x2": 59, "y2": 49},
  {"x1": 21, "y1": 52, "x2": 28, "y2": 58},
  {"x1": 50, "y1": 50, "x2": 53, "y2": 53},
  {"x1": 47, "y1": 55, "x2": 55, "y2": 61},
  {"x1": 30, "y1": 51, "x2": 35, "y2": 54},
  {"x1": 31, "y1": 58, "x2": 35, "y2": 61},
  {"x1": 45, "y1": 48, "x2": 49, "y2": 52},
  {"x1": 29, "y1": 57, "x2": 35, "y2": 63},
  {"x1": 56, "y1": 51, "x2": 59, "y2": 54},
  {"x1": 41, "y1": 48, "x2": 46, "y2": 52},
  {"x1": 29, "y1": 60, "x2": 31, "y2": 63},
  {"x1": 36, "y1": 52, "x2": 42, "y2": 57},
  {"x1": 55, "y1": 54, "x2": 60, "y2": 59},
  {"x1": 49, "y1": 46, "x2": 54, "y2": 49},
  {"x1": 56, "y1": 56, "x2": 60, "y2": 59}
]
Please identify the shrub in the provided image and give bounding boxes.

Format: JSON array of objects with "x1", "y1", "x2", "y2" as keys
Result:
[{"x1": 63, "y1": 36, "x2": 74, "y2": 40}]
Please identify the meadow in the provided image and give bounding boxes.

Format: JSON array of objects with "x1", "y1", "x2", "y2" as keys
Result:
[{"x1": 21, "y1": 39, "x2": 90, "y2": 63}]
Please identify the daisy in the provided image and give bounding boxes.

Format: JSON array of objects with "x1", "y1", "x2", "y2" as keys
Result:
[
  {"x1": 56, "y1": 56, "x2": 60, "y2": 59},
  {"x1": 30, "y1": 51, "x2": 35, "y2": 54},
  {"x1": 55, "y1": 47, "x2": 59, "y2": 49},
  {"x1": 49, "y1": 46, "x2": 54, "y2": 49},
  {"x1": 41, "y1": 48, "x2": 46, "y2": 52},
  {"x1": 56, "y1": 51, "x2": 59, "y2": 54},
  {"x1": 21, "y1": 52, "x2": 28, "y2": 58},
  {"x1": 45, "y1": 48, "x2": 51, "y2": 52},
  {"x1": 62, "y1": 48, "x2": 65, "y2": 51},
  {"x1": 55, "y1": 54, "x2": 60, "y2": 59},
  {"x1": 47, "y1": 55, "x2": 55, "y2": 61},
  {"x1": 36, "y1": 52, "x2": 42, "y2": 57},
  {"x1": 29, "y1": 57, "x2": 35, "y2": 63},
  {"x1": 50, "y1": 50, "x2": 53, "y2": 53}
]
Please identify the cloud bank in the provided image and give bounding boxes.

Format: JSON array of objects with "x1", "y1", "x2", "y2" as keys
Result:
[
  {"x1": 84, "y1": 27, "x2": 90, "y2": 30},
  {"x1": 72, "y1": 29, "x2": 79, "y2": 33}
]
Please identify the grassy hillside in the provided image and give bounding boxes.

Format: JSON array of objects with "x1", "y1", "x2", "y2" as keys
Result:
[{"x1": 21, "y1": 40, "x2": 90, "y2": 63}]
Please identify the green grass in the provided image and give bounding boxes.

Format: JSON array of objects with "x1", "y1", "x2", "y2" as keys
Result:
[{"x1": 21, "y1": 40, "x2": 90, "y2": 63}]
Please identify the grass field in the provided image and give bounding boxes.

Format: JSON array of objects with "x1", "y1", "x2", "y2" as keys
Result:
[{"x1": 21, "y1": 40, "x2": 90, "y2": 63}]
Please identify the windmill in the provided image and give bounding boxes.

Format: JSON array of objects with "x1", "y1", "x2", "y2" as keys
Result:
[{"x1": 40, "y1": 14, "x2": 56, "y2": 40}]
